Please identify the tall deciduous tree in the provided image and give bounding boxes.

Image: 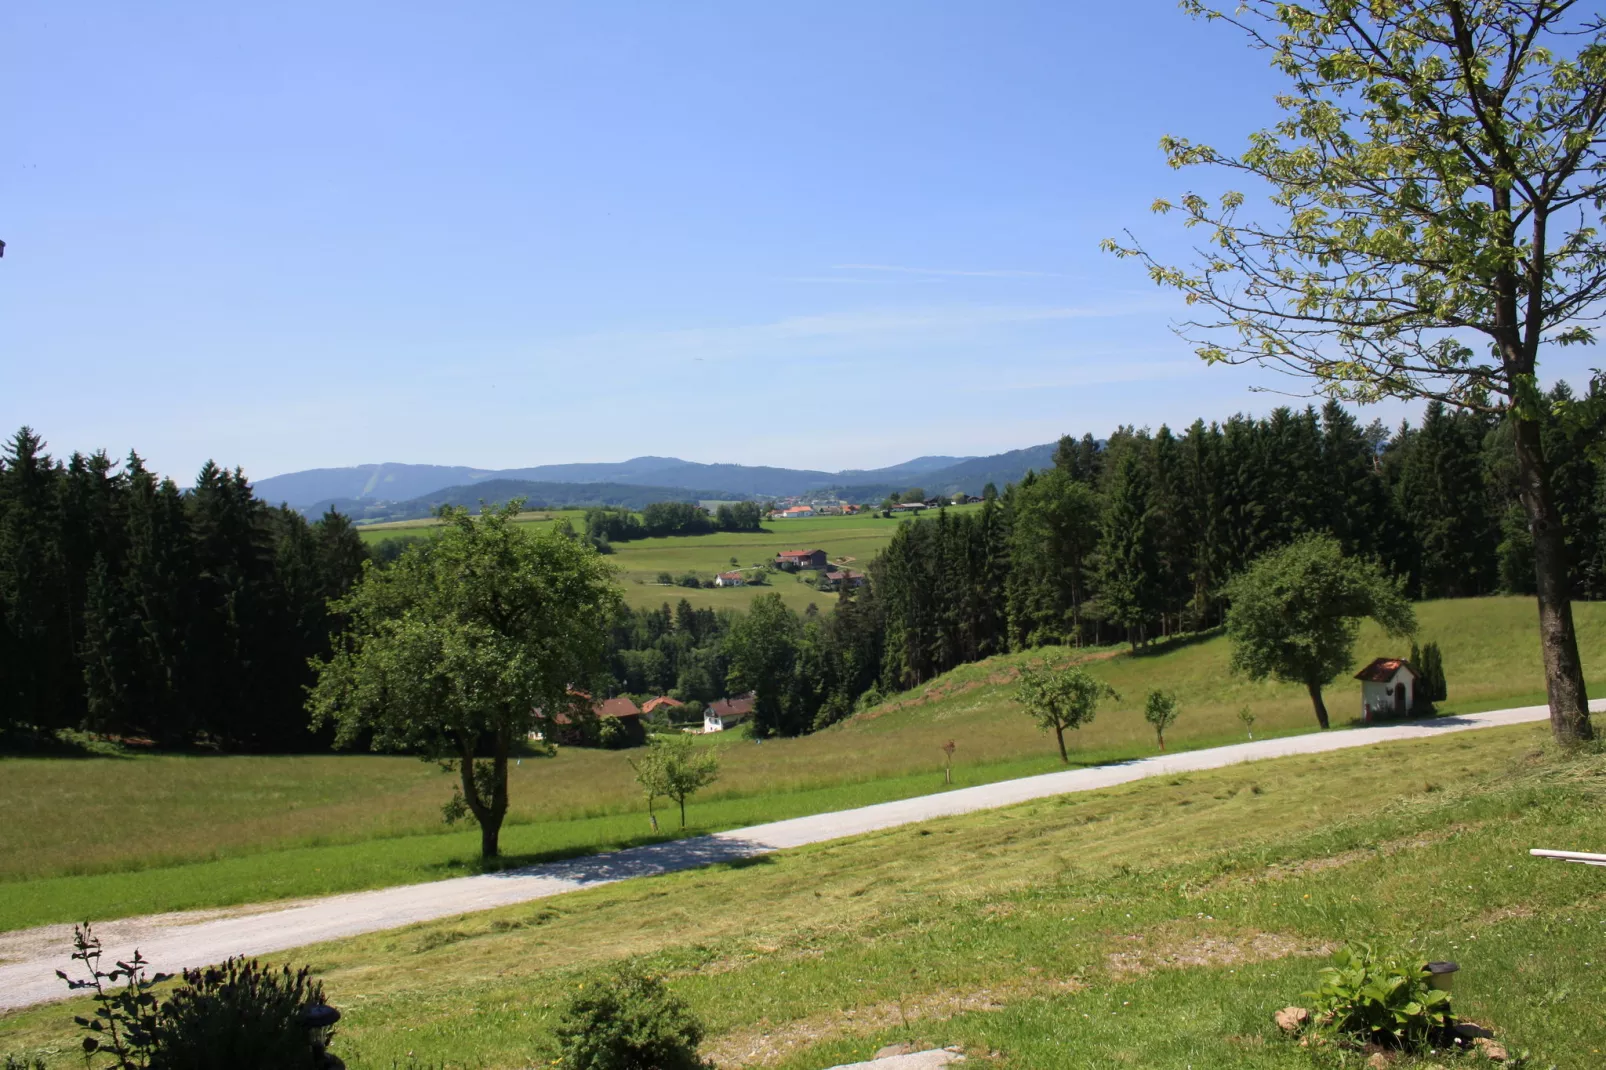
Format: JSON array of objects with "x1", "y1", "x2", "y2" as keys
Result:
[
  {"x1": 1224, "y1": 534, "x2": 1417, "y2": 729},
  {"x1": 724, "y1": 592, "x2": 802, "y2": 737},
  {"x1": 1107, "y1": 0, "x2": 1605, "y2": 742},
  {"x1": 309, "y1": 501, "x2": 620, "y2": 858}
]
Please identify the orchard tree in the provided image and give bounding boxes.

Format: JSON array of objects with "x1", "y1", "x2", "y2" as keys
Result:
[
  {"x1": 629, "y1": 733, "x2": 721, "y2": 830},
  {"x1": 308, "y1": 500, "x2": 621, "y2": 859},
  {"x1": 1144, "y1": 689, "x2": 1181, "y2": 750},
  {"x1": 1224, "y1": 535, "x2": 1416, "y2": 729},
  {"x1": 1016, "y1": 663, "x2": 1119, "y2": 763},
  {"x1": 1106, "y1": 0, "x2": 1604, "y2": 742}
]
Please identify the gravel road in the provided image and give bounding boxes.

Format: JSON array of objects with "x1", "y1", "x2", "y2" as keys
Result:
[{"x1": 2, "y1": 700, "x2": 1592, "y2": 1012}]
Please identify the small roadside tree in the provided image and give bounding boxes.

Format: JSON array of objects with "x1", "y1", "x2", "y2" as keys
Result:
[
  {"x1": 1016, "y1": 663, "x2": 1120, "y2": 763},
  {"x1": 1237, "y1": 706, "x2": 1258, "y2": 740},
  {"x1": 308, "y1": 500, "x2": 621, "y2": 859},
  {"x1": 629, "y1": 734, "x2": 721, "y2": 830},
  {"x1": 1224, "y1": 535, "x2": 1416, "y2": 730},
  {"x1": 1143, "y1": 689, "x2": 1181, "y2": 751},
  {"x1": 1105, "y1": 0, "x2": 1604, "y2": 743}
]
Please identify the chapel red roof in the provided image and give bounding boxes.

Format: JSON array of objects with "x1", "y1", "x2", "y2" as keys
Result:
[{"x1": 1354, "y1": 658, "x2": 1417, "y2": 683}]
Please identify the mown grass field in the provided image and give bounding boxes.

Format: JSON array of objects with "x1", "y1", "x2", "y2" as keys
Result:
[
  {"x1": 360, "y1": 511, "x2": 924, "y2": 613},
  {"x1": 5, "y1": 722, "x2": 1605, "y2": 1068},
  {"x1": 1, "y1": 597, "x2": 1599, "y2": 935}
]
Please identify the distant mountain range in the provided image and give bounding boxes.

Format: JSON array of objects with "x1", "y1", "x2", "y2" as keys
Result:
[{"x1": 254, "y1": 444, "x2": 1058, "y2": 522}]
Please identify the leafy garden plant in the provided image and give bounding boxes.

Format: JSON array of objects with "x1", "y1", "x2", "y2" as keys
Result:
[
  {"x1": 1304, "y1": 944, "x2": 1452, "y2": 1050},
  {"x1": 59, "y1": 924, "x2": 338, "y2": 1069},
  {"x1": 554, "y1": 962, "x2": 710, "y2": 1070}
]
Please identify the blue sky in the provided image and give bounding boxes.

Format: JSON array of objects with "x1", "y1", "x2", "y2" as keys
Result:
[{"x1": 3, "y1": 1, "x2": 1597, "y2": 482}]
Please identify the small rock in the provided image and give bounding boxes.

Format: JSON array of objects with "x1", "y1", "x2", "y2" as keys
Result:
[
  {"x1": 1275, "y1": 1006, "x2": 1311, "y2": 1033},
  {"x1": 1454, "y1": 1021, "x2": 1496, "y2": 1040},
  {"x1": 830, "y1": 1052, "x2": 964, "y2": 1070},
  {"x1": 1474, "y1": 1037, "x2": 1508, "y2": 1062},
  {"x1": 875, "y1": 1044, "x2": 915, "y2": 1060},
  {"x1": 1366, "y1": 1053, "x2": 1391, "y2": 1069}
]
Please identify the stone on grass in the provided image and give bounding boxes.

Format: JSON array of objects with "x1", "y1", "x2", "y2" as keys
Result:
[
  {"x1": 1474, "y1": 1037, "x2": 1508, "y2": 1062},
  {"x1": 1274, "y1": 1006, "x2": 1310, "y2": 1032},
  {"x1": 824, "y1": 1049, "x2": 965, "y2": 1070}
]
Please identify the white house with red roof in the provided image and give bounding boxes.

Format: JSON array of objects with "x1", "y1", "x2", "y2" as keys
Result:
[{"x1": 1354, "y1": 657, "x2": 1419, "y2": 721}]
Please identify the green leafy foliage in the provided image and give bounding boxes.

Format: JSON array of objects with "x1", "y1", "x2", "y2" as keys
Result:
[
  {"x1": 1304, "y1": 944, "x2": 1452, "y2": 1051},
  {"x1": 1015, "y1": 663, "x2": 1119, "y2": 763},
  {"x1": 58, "y1": 923, "x2": 166, "y2": 1068},
  {"x1": 1142, "y1": 689, "x2": 1180, "y2": 750},
  {"x1": 1224, "y1": 534, "x2": 1415, "y2": 729},
  {"x1": 308, "y1": 499, "x2": 621, "y2": 857},
  {"x1": 629, "y1": 734, "x2": 720, "y2": 829},
  {"x1": 1106, "y1": 0, "x2": 1606, "y2": 742},
  {"x1": 157, "y1": 959, "x2": 332, "y2": 1070},
  {"x1": 59, "y1": 924, "x2": 335, "y2": 1070},
  {"x1": 554, "y1": 962, "x2": 709, "y2": 1070}
]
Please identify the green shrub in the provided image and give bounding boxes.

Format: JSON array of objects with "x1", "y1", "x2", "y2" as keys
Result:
[
  {"x1": 1304, "y1": 943, "x2": 1452, "y2": 1050},
  {"x1": 156, "y1": 958, "x2": 330, "y2": 1069},
  {"x1": 5, "y1": 1055, "x2": 46, "y2": 1070},
  {"x1": 554, "y1": 962, "x2": 709, "y2": 1070},
  {"x1": 61, "y1": 924, "x2": 336, "y2": 1070}
]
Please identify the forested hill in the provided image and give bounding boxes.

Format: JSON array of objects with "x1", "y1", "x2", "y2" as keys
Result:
[
  {"x1": 832, "y1": 443, "x2": 1058, "y2": 502},
  {"x1": 251, "y1": 448, "x2": 1048, "y2": 510},
  {"x1": 303, "y1": 479, "x2": 741, "y2": 523}
]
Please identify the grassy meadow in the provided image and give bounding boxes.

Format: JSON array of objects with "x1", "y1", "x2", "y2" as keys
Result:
[
  {"x1": 360, "y1": 511, "x2": 920, "y2": 613},
  {"x1": 6, "y1": 721, "x2": 1606, "y2": 1067},
  {"x1": 0, "y1": 596, "x2": 1600, "y2": 934}
]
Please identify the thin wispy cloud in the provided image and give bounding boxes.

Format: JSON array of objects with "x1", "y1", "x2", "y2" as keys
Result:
[
  {"x1": 781, "y1": 275, "x2": 937, "y2": 285},
  {"x1": 832, "y1": 263, "x2": 1070, "y2": 278},
  {"x1": 532, "y1": 302, "x2": 1158, "y2": 369}
]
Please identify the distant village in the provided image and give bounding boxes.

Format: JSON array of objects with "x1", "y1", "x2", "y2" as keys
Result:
[{"x1": 765, "y1": 491, "x2": 983, "y2": 519}]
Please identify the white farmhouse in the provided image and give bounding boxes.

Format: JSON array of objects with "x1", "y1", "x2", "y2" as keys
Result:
[
  {"x1": 703, "y1": 695, "x2": 755, "y2": 733},
  {"x1": 1354, "y1": 658, "x2": 1418, "y2": 722}
]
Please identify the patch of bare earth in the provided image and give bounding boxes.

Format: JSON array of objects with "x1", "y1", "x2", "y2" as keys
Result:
[
  {"x1": 1477, "y1": 904, "x2": 1535, "y2": 925},
  {"x1": 705, "y1": 974, "x2": 1084, "y2": 1068},
  {"x1": 1104, "y1": 923, "x2": 1332, "y2": 981}
]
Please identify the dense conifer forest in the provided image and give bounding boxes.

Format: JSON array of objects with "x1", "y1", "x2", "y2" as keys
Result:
[
  {"x1": 4, "y1": 383, "x2": 1603, "y2": 747},
  {"x1": 0, "y1": 430, "x2": 371, "y2": 749}
]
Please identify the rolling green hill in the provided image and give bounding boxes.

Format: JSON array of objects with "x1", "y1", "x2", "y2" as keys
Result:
[
  {"x1": 0, "y1": 596, "x2": 1596, "y2": 932},
  {"x1": 360, "y1": 510, "x2": 918, "y2": 612}
]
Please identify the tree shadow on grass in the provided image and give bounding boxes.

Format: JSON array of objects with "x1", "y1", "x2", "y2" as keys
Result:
[
  {"x1": 470, "y1": 833, "x2": 778, "y2": 888},
  {"x1": 435, "y1": 828, "x2": 779, "y2": 881},
  {"x1": 1126, "y1": 626, "x2": 1226, "y2": 659}
]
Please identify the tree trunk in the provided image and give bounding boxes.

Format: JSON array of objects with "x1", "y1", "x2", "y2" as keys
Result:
[
  {"x1": 678, "y1": 795, "x2": 687, "y2": 830},
  {"x1": 1511, "y1": 415, "x2": 1594, "y2": 743},
  {"x1": 1055, "y1": 725, "x2": 1068, "y2": 763},
  {"x1": 1306, "y1": 681, "x2": 1330, "y2": 730},
  {"x1": 480, "y1": 815, "x2": 502, "y2": 858},
  {"x1": 458, "y1": 733, "x2": 511, "y2": 859},
  {"x1": 1157, "y1": 730, "x2": 1165, "y2": 751}
]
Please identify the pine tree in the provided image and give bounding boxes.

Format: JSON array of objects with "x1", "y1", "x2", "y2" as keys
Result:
[{"x1": 1097, "y1": 447, "x2": 1161, "y2": 649}]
